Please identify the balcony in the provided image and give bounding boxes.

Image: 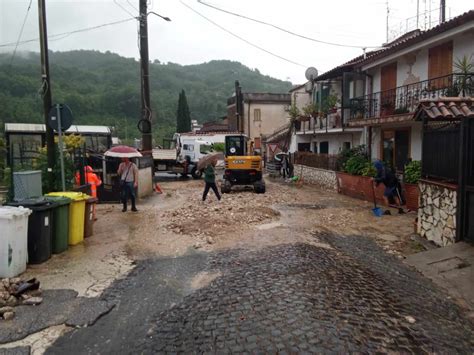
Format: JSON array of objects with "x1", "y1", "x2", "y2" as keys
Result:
[
  {"x1": 296, "y1": 111, "x2": 342, "y2": 134},
  {"x1": 349, "y1": 73, "x2": 474, "y2": 120}
]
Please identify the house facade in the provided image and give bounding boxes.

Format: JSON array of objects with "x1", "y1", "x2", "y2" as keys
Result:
[
  {"x1": 227, "y1": 92, "x2": 291, "y2": 152},
  {"x1": 290, "y1": 69, "x2": 365, "y2": 155},
  {"x1": 347, "y1": 10, "x2": 474, "y2": 172}
]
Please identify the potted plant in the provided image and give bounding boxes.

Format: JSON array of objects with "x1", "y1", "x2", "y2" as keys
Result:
[
  {"x1": 404, "y1": 160, "x2": 421, "y2": 211},
  {"x1": 302, "y1": 103, "x2": 318, "y2": 122},
  {"x1": 453, "y1": 55, "x2": 474, "y2": 97}
]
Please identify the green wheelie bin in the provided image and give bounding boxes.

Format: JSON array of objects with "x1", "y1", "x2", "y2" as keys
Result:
[{"x1": 44, "y1": 195, "x2": 71, "y2": 254}]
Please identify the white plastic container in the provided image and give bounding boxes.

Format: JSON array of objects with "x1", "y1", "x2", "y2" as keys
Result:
[{"x1": 0, "y1": 206, "x2": 32, "y2": 278}]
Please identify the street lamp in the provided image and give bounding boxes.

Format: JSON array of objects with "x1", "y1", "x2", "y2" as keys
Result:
[{"x1": 147, "y1": 11, "x2": 171, "y2": 21}]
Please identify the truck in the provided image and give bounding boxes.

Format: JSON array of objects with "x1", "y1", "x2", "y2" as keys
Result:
[{"x1": 152, "y1": 133, "x2": 213, "y2": 179}]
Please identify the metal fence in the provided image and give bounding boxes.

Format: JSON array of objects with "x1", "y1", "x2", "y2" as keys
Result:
[
  {"x1": 293, "y1": 152, "x2": 340, "y2": 171},
  {"x1": 350, "y1": 73, "x2": 474, "y2": 119},
  {"x1": 422, "y1": 122, "x2": 460, "y2": 182}
]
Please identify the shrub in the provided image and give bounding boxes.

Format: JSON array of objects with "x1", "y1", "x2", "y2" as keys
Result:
[
  {"x1": 404, "y1": 160, "x2": 421, "y2": 184},
  {"x1": 338, "y1": 145, "x2": 368, "y2": 171},
  {"x1": 211, "y1": 142, "x2": 225, "y2": 152},
  {"x1": 343, "y1": 155, "x2": 368, "y2": 175},
  {"x1": 361, "y1": 161, "x2": 376, "y2": 177}
]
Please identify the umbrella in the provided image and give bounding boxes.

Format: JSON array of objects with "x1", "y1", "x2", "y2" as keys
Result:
[
  {"x1": 197, "y1": 152, "x2": 223, "y2": 170},
  {"x1": 104, "y1": 145, "x2": 143, "y2": 158}
]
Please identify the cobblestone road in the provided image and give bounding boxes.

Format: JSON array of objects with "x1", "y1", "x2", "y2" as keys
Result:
[{"x1": 138, "y1": 234, "x2": 474, "y2": 353}]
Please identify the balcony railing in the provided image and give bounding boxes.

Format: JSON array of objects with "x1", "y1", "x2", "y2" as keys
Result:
[
  {"x1": 296, "y1": 111, "x2": 342, "y2": 133},
  {"x1": 349, "y1": 73, "x2": 474, "y2": 120}
]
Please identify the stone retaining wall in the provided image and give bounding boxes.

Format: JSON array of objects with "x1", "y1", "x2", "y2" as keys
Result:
[
  {"x1": 294, "y1": 164, "x2": 337, "y2": 191},
  {"x1": 417, "y1": 180, "x2": 457, "y2": 246}
]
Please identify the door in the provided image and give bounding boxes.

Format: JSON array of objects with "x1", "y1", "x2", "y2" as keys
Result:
[
  {"x1": 380, "y1": 62, "x2": 397, "y2": 116},
  {"x1": 382, "y1": 129, "x2": 410, "y2": 171},
  {"x1": 395, "y1": 130, "x2": 410, "y2": 172},
  {"x1": 428, "y1": 41, "x2": 453, "y2": 89},
  {"x1": 458, "y1": 118, "x2": 474, "y2": 243}
]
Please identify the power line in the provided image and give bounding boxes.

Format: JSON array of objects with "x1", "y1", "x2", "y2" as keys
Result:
[
  {"x1": 179, "y1": 0, "x2": 307, "y2": 68},
  {"x1": 9, "y1": 0, "x2": 33, "y2": 65},
  {"x1": 114, "y1": 0, "x2": 137, "y2": 18},
  {"x1": 196, "y1": 0, "x2": 384, "y2": 49},
  {"x1": 0, "y1": 18, "x2": 136, "y2": 48},
  {"x1": 126, "y1": 0, "x2": 139, "y2": 12}
]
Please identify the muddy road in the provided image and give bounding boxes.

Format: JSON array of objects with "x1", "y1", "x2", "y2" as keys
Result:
[{"x1": 3, "y1": 176, "x2": 473, "y2": 354}]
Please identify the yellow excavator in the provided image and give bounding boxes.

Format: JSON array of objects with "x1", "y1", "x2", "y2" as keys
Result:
[{"x1": 221, "y1": 134, "x2": 265, "y2": 194}]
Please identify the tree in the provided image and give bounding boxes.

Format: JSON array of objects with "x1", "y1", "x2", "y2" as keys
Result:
[{"x1": 176, "y1": 89, "x2": 191, "y2": 133}]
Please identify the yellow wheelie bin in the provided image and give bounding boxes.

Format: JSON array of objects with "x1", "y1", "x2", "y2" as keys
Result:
[{"x1": 46, "y1": 192, "x2": 89, "y2": 245}]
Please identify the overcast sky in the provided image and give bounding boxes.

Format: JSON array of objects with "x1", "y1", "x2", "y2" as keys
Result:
[{"x1": 1, "y1": 0, "x2": 472, "y2": 84}]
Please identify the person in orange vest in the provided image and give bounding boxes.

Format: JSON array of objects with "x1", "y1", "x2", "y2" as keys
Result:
[
  {"x1": 75, "y1": 166, "x2": 102, "y2": 198},
  {"x1": 75, "y1": 166, "x2": 102, "y2": 220}
]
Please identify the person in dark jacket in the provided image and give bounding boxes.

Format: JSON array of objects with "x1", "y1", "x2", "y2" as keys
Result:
[
  {"x1": 202, "y1": 158, "x2": 221, "y2": 202},
  {"x1": 373, "y1": 160, "x2": 404, "y2": 207}
]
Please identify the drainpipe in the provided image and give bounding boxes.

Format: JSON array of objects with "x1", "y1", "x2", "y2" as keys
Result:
[
  {"x1": 247, "y1": 99, "x2": 251, "y2": 148},
  {"x1": 366, "y1": 73, "x2": 374, "y2": 158}
]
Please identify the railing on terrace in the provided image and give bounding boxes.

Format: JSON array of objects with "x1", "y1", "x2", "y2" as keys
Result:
[
  {"x1": 293, "y1": 152, "x2": 340, "y2": 171},
  {"x1": 296, "y1": 112, "x2": 342, "y2": 133},
  {"x1": 349, "y1": 73, "x2": 474, "y2": 120}
]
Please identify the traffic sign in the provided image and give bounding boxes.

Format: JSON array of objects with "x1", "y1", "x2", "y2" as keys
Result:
[{"x1": 48, "y1": 104, "x2": 73, "y2": 132}]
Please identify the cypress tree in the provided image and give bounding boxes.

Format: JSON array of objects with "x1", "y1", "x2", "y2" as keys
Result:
[{"x1": 176, "y1": 89, "x2": 191, "y2": 133}]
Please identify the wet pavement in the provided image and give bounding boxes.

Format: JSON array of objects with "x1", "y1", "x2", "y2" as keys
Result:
[{"x1": 48, "y1": 234, "x2": 474, "y2": 354}]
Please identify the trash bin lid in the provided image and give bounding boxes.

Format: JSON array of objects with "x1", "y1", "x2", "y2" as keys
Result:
[
  {"x1": 46, "y1": 192, "x2": 90, "y2": 201},
  {"x1": 7, "y1": 197, "x2": 56, "y2": 211},
  {"x1": 44, "y1": 195, "x2": 72, "y2": 206},
  {"x1": 86, "y1": 197, "x2": 98, "y2": 203},
  {"x1": 0, "y1": 206, "x2": 32, "y2": 219}
]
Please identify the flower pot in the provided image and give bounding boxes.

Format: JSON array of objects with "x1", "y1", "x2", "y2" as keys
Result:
[
  {"x1": 404, "y1": 183, "x2": 419, "y2": 211},
  {"x1": 336, "y1": 172, "x2": 385, "y2": 205}
]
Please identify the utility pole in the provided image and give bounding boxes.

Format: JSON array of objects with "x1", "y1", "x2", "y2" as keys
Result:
[
  {"x1": 139, "y1": 0, "x2": 152, "y2": 152},
  {"x1": 440, "y1": 0, "x2": 446, "y2": 23},
  {"x1": 38, "y1": 0, "x2": 55, "y2": 190},
  {"x1": 385, "y1": 0, "x2": 390, "y2": 43},
  {"x1": 416, "y1": 0, "x2": 420, "y2": 28}
]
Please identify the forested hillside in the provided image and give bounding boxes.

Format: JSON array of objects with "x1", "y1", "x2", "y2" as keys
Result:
[{"x1": 0, "y1": 50, "x2": 292, "y2": 143}]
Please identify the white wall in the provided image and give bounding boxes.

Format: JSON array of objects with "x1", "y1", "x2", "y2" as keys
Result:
[
  {"x1": 364, "y1": 28, "x2": 474, "y2": 97},
  {"x1": 453, "y1": 31, "x2": 474, "y2": 65}
]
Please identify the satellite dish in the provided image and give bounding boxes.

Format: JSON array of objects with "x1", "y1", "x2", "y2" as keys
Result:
[{"x1": 305, "y1": 67, "x2": 318, "y2": 81}]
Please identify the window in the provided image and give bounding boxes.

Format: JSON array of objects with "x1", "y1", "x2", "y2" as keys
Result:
[
  {"x1": 298, "y1": 143, "x2": 311, "y2": 152},
  {"x1": 343, "y1": 142, "x2": 351, "y2": 151},
  {"x1": 200, "y1": 144, "x2": 212, "y2": 154},
  {"x1": 183, "y1": 144, "x2": 194, "y2": 151},
  {"x1": 254, "y1": 109, "x2": 261, "y2": 122},
  {"x1": 320, "y1": 141, "x2": 329, "y2": 154}
]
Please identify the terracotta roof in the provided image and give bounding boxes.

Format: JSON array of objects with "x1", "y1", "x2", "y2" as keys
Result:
[
  {"x1": 355, "y1": 10, "x2": 474, "y2": 68},
  {"x1": 414, "y1": 97, "x2": 474, "y2": 121},
  {"x1": 317, "y1": 10, "x2": 474, "y2": 79}
]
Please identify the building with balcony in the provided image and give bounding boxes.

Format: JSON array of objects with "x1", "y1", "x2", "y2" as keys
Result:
[
  {"x1": 347, "y1": 10, "x2": 474, "y2": 172},
  {"x1": 290, "y1": 58, "x2": 366, "y2": 155}
]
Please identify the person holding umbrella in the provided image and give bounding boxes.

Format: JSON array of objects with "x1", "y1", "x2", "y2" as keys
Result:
[
  {"x1": 104, "y1": 145, "x2": 142, "y2": 213},
  {"x1": 117, "y1": 157, "x2": 139, "y2": 212},
  {"x1": 198, "y1": 153, "x2": 222, "y2": 202}
]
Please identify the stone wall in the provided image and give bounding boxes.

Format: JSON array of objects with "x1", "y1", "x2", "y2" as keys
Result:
[
  {"x1": 417, "y1": 180, "x2": 457, "y2": 246},
  {"x1": 294, "y1": 164, "x2": 337, "y2": 191}
]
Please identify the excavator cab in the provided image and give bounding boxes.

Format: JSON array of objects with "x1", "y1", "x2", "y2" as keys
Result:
[{"x1": 221, "y1": 135, "x2": 265, "y2": 194}]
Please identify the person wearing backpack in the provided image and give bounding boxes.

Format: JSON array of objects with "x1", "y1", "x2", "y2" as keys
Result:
[{"x1": 117, "y1": 158, "x2": 139, "y2": 212}]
